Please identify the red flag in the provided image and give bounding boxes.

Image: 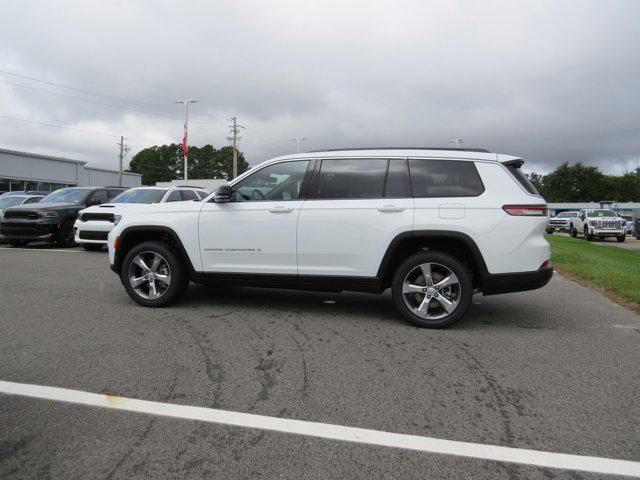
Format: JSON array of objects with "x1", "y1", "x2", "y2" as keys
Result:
[{"x1": 182, "y1": 122, "x2": 188, "y2": 156}]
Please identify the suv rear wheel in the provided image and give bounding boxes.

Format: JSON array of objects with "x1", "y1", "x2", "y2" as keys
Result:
[
  {"x1": 121, "y1": 241, "x2": 189, "y2": 307},
  {"x1": 392, "y1": 251, "x2": 473, "y2": 328}
]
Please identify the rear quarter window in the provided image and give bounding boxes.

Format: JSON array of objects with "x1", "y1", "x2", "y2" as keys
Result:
[
  {"x1": 408, "y1": 159, "x2": 484, "y2": 198},
  {"x1": 504, "y1": 164, "x2": 540, "y2": 195}
]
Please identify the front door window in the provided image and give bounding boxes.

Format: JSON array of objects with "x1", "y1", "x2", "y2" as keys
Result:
[{"x1": 231, "y1": 161, "x2": 310, "y2": 202}]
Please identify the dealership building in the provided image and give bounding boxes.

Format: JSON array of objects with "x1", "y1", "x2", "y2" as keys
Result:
[{"x1": 0, "y1": 147, "x2": 142, "y2": 193}]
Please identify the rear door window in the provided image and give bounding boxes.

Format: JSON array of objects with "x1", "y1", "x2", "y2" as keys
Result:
[
  {"x1": 409, "y1": 160, "x2": 485, "y2": 198},
  {"x1": 180, "y1": 190, "x2": 197, "y2": 201},
  {"x1": 314, "y1": 158, "x2": 387, "y2": 199},
  {"x1": 165, "y1": 191, "x2": 182, "y2": 202}
]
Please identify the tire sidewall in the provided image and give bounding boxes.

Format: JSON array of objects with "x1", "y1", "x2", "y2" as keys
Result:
[
  {"x1": 392, "y1": 251, "x2": 473, "y2": 328},
  {"x1": 121, "y1": 241, "x2": 188, "y2": 307},
  {"x1": 56, "y1": 219, "x2": 76, "y2": 247}
]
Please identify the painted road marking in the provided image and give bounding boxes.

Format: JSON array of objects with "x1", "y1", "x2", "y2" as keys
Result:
[
  {"x1": 0, "y1": 247, "x2": 85, "y2": 253},
  {"x1": 1, "y1": 380, "x2": 638, "y2": 477}
]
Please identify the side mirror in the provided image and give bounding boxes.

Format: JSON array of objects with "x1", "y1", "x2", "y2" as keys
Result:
[{"x1": 213, "y1": 185, "x2": 231, "y2": 203}]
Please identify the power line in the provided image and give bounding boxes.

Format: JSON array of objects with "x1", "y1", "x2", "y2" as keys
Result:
[
  {"x1": 0, "y1": 114, "x2": 173, "y2": 145},
  {"x1": 0, "y1": 69, "x2": 175, "y2": 115}
]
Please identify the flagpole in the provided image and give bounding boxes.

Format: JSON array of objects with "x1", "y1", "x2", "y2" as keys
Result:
[
  {"x1": 174, "y1": 100, "x2": 198, "y2": 181},
  {"x1": 184, "y1": 102, "x2": 189, "y2": 181}
]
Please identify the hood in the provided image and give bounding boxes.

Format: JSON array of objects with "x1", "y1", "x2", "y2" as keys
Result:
[{"x1": 5, "y1": 201, "x2": 82, "y2": 211}]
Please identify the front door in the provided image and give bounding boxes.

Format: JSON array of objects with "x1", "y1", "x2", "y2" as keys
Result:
[{"x1": 199, "y1": 159, "x2": 312, "y2": 274}]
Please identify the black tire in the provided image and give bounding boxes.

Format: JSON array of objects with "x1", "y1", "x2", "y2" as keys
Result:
[
  {"x1": 121, "y1": 241, "x2": 189, "y2": 307},
  {"x1": 392, "y1": 251, "x2": 473, "y2": 329},
  {"x1": 56, "y1": 219, "x2": 76, "y2": 247},
  {"x1": 546, "y1": 228, "x2": 554, "y2": 234},
  {"x1": 617, "y1": 235, "x2": 626, "y2": 243},
  {"x1": 569, "y1": 224, "x2": 577, "y2": 237},
  {"x1": 584, "y1": 226, "x2": 593, "y2": 241},
  {"x1": 8, "y1": 240, "x2": 29, "y2": 247},
  {"x1": 82, "y1": 243, "x2": 104, "y2": 251}
]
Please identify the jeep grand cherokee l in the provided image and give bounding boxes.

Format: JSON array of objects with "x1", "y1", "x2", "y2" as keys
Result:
[
  {"x1": 0, "y1": 186, "x2": 124, "y2": 247},
  {"x1": 107, "y1": 148, "x2": 552, "y2": 328}
]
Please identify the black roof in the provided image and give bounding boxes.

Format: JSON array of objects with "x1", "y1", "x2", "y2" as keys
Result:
[{"x1": 306, "y1": 147, "x2": 491, "y2": 153}]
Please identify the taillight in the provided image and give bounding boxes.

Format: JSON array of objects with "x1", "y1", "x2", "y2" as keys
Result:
[
  {"x1": 502, "y1": 205, "x2": 548, "y2": 216},
  {"x1": 540, "y1": 259, "x2": 550, "y2": 269}
]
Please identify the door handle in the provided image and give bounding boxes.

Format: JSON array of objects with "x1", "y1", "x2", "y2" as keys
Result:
[
  {"x1": 269, "y1": 206, "x2": 294, "y2": 213},
  {"x1": 377, "y1": 205, "x2": 405, "y2": 213}
]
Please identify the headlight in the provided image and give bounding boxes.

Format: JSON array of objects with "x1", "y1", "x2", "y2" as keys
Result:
[
  {"x1": 113, "y1": 215, "x2": 122, "y2": 225},
  {"x1": 39, "y1": 211, "x2": 59, "y2": 218}
]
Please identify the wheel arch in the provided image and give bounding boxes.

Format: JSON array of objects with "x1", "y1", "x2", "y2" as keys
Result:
[
  {"x1": 113, "y1": 225, "x2": 195, "y2": 276},
  {"x1": 377, "y1": 231, "x2": 489, "y2": 289}
]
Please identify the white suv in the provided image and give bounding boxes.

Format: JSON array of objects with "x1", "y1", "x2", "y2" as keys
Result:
[
  {"x1": 74, "y1": 186, "x2": 208, "y2": 251},
  {"x1": 107, "y1": 148, "x2": 552, "y2": 328}
]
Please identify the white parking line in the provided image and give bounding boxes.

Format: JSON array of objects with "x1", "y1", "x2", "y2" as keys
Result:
[
  {"x1": 0, "y1": 247, "x2": 84, "y2": 253},
  {"x1": 1, "y1": 380, "x2": 638, "y2": 477}
]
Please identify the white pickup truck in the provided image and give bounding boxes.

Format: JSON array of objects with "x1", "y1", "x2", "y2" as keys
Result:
[{"x1": 569, "y1": 208, "x2": 626, "y2": 242}]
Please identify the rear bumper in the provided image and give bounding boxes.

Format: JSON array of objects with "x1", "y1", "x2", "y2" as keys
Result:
[{"x1": 481, "y1": 263, "x2": 553, "y2": 295}]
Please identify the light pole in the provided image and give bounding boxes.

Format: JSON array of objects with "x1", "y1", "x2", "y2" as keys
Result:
[
  {"x1": 174, "y1": 100, "x2": 198, "y2": 180},
  {"x1": 290, "y1": 137, "x2": 307, "y2": 153},
  {"x1": 448, "y1": 138, "x2": 464, "y2": 149}
]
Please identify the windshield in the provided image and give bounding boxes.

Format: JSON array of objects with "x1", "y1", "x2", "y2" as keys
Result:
[
  {"x1": 111, "y1": 189, "x2": 167, "y2": 204},
  {"x1": 41, "y1": 188, "x2": 90, "y2": 203},
  {"x1": 556, "y1": 212, "x2": 576, "y2": 218},
  {"x1": 586, "y1": 209, "x2": 617, "y2": 218},
  {"x1": 0, "y1": 196, "x2": 26, "y2": 209}
]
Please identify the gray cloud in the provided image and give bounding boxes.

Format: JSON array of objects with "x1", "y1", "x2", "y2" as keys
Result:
[{"x1": 0, "y1": 0, "x2": 639, "y2": 176}]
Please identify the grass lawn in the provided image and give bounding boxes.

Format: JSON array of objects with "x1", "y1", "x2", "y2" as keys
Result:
[{"x1": 546, "y1": 234, "x2": 640, "y2": 310}]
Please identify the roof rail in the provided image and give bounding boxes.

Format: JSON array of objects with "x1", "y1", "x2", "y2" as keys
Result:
[
  {"x1": 306, "y1": 147, "x2": 492, "y2": 153},
  {"x1": 103, "y1": 186, "x2": 127, "y2": 189},
  {"x1": 175, "y1": 185, "x2": 205, "y2": 189}
]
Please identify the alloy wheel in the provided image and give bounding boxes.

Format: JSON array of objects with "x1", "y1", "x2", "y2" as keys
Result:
[
  {"x1": 128, "y1": 251, "x2": 172, "y2": 299},
  {"x1": 401, "y1": 262, "x2": 461, "y2": 320}
]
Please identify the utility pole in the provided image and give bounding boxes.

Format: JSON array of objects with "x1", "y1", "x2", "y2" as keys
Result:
[
  {"x1": 174, "y1": 100, "x2": 198, "y2": 180},
  {"x1": 228, "y1": 116, "x2": 244, "y2": 179},
  {"x1": 117, "y1": 136, "x2": 130, "y2": 187},
  {"x1": 290, "y1": 137, "x2": 307, "y2": 153},
  {"x1": 448, "y1": 138, "x2": 464, "y2": 149}
]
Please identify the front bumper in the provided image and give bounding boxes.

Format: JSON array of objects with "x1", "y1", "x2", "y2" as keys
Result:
[
  {"x1": 481, "y1": 263, "x2": 553, "y2": 295},
  {"x1": 588, "y1": 227, "x2": 625, "y2": 237},
  {"x1": 74, "y1": 219, "x2": 112, "y2": 245},
  {"x1": 0, "y1": 219, "x2": 57, "y2": 241}
]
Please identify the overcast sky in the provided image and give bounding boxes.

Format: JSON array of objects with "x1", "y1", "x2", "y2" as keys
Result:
[{"x1": 1, "y1": 0, "x2": 639, "y2": 175}]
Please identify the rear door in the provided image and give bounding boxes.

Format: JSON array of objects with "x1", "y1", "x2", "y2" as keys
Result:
[{"x1": 297, "y1": 158, "x2": 414, "y2": 277}]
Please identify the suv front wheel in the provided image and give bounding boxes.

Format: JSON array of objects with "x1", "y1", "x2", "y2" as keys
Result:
[
  {"x1": 121, "y1": 241, "x2": 189, "y2": 307},
  {"x1": 392, "y1": 251, "x2": 473, "y2": 328}
]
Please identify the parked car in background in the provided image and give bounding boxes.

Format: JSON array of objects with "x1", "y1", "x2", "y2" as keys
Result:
[
  {"x1": 570, "y1": 208, "x2": 626, "y2": 242},
  {"x1": 0, "y1": 186, "x2": 125, "y2": 247},
  {"x1": 107, "y1": 148, "x2": 552, "y2": 329},
  {"x1": 0, "y1": 190, "x2": 50, "y2": 198},
  {"x1": 620, "y1": 216, "x2": 634, "y2": 235},
  {"x1": 74, "y1": 186, "x2": 208, "y2": 251},
  {"x1": 0, "y1": 194, "x2": 45, "y2": 243},
  {"x1": 546, "y1": 211, "x2": 578, "y2": 234}
]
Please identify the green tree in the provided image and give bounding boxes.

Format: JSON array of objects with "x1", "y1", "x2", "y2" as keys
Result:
[
  {"x1": 128, "y1": 144, "x2": 249, "y2": 185},
  {"x1": 533, "y1": 162, "x2": 607, "y2": 202}
]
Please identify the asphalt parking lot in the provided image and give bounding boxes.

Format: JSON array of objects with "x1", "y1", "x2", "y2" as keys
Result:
[{"x1": 1, "y1": 245, "x2": 639, "y2": 479}]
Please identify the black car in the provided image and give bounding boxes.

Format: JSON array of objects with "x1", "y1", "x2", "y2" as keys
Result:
[{"x1": 0, "y1": 186, "x2": 125, "y2": 247}]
